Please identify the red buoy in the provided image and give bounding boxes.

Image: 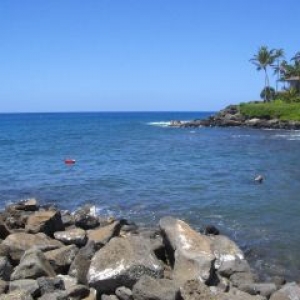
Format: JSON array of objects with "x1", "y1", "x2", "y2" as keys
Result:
[{"x1": 64, "y1": 159, "x2": 76, "y2": 165}]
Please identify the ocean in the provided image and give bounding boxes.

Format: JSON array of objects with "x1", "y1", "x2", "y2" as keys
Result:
[{"x1": 1, "y1": 111, "x2": 300, "y2": 280}]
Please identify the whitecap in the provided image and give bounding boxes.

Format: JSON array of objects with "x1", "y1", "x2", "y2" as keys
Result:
[{"x1": 147, "y1": 121, "x2": 171, "y2": 127}]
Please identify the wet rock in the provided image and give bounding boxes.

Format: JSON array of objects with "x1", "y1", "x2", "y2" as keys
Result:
[
  {"x1": 37, "y1": 277, "x2": 65, "y2": 295},
  {"x1": 159, "y1": 216, "x2": 215, "y2": 284},
  {"x1": 204, "y1": 225, "x2": 220, "y2": 236},
  {"x1": 87, "y1": 221, "x2": 121, "y2": 246},
  {"x1": 68, "y1": 241, "x2": 97, "y2": 285},
  {"x1": 238, "y1": 283, "x2": 277, "y2": 298},
  {"x1": 132, "y1": 275, "x2": 179, "y2": 300},
  {"x1": 87, "y1": 235, "x2": 163, "y2": 294},
  {"x1": 54, "y1": 228, "x2": 87, "y2": 247},
  {"x1": 115, "y1": 286, "x2": 133, "y2": 300},
  {"x1": 0, "y1": 290, "x2": 33, "y2": 300},
  {"x1": 0, "y1": 256, "x2": 13, "y2": 281},
  {"x1": 269, "y1": 282, "x2": 300, "y2": 300},
  {"x1": 45, "y1": 245, "x2": 79, "y2": 274},
  {"x1": 2, "y1": 232, "x2": 63, "y2": 262},
  {"x1": 10, "y1": 249, "x2": 56, "y2": 280},
  {"x1": 25, "y1": 210, "x2": 64, "y2": 236},
  {"x1": 9, "y1": 280, "x2": 40, "y2": 298},
  {"x1": 74, "y1": 206, "x2": 100, "y2": 230},
  {"x1": 179, "y1": 279, "x2": 216, "y2": 300},
  {"x1": 14, "y1": 199, "x2": 39, "y2": 211}
]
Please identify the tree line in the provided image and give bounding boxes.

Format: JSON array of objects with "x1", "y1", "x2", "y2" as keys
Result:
[{"x1": 250, "y1": 47, "x2": 300, "y2": 102}]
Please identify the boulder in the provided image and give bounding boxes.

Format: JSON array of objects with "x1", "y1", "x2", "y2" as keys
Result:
[
  {"x1": 230, "y1": 272, "x2": 257, "y2": 288},
  {"x1": 217, "y1": 257, "x2": 251, "y2": 278},
  {"x1": 269, "y1": 282, "x2": 300, "y2": 300},
  {"x1": 37, "y1": 277, "x2": 65, "y2": 295},
  {"x1": 9, "y1": 280, "x2": 40, "y2": 298},
  {"x1": 87, "y1": 235, "x2": 163, "y2": 293},
  {"x1": 2, "y1": 232, "x2": 63, "y2": 262},
  {"x1": 54, "y1": 228, "x2": 87, "y2": 246},
  {"x1": 87, "y1": 221, "x2": 121, "y2": 246},
  {"x1": 68, "y1": 241, "x2": 97, "y2": 285},
  {"x1": 0, "y1": 290, "x2": 33, "y2": 300},
  {"x1": 245, "y1": 118, "x2": 262, "y2": 127},
  {"x1": 101, "y1": 295, "x2": 118, "y2": 300},
  {"x1": 45, "y1": 245, "x2": 79, "y2": 274},
  {"x1": 56, "y1": 275, "x2": 77, "y2": 290},
  {"x1": 217, "y1": 288, "x2": 267, "y2": 300},
  {"x1": 0, "y1": 256, "x2": 13, "y2": 281},
  {"x1": 159, "y1": 217, "x2": 215, "y2": 284},
  {"x1": 82, "y1": 288, "x2": 97, "y2": 300},
  {"x1": 238, "y1": 283, "x2": 277, "y2": 298},
  {"x1": 10, "y1": 249, "x2": 56, "y2": 280},
  {"x1": 179, "y1": 279, "x2": 216, "y2": 300},
  {"x1": 74, "y1": 206, "x2": 100, "y2": 230},
  {"x1": 115, "y1": 286, "x2": 133, "y2": 300},
  {"x1": 132, "y1": 275, "x2": 179, "y2": 300},
  {"x1": 38, "y1": 291, "x2": 68, "y2": 300},
  {"x1": 25, "y1": 210, "x2": 64, "y2": 236},
  {"x1": 14, "y1": 199, "x2": 39, "y2": 211}
]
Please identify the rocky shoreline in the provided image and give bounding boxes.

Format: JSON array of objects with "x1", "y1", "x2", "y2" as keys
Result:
[
  {"x1": 169, "y1": 105, "x2": 300, "y2": 130},
  {"x1": 0, "y1": 199, "x2": 299, "y2": 300}
]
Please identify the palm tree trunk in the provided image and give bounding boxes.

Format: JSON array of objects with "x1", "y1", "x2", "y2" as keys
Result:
[{"x1": 264, "y1": 68, "x2": 268, "y2": 102}]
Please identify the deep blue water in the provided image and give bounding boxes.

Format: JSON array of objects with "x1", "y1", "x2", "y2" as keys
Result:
[{"x1": 1, "y1": 111, "x2": 300, "y2": 280}]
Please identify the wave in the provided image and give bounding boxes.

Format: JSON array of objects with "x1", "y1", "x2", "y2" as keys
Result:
[{"x1": 147, "y1": 121, "x2": 171, "y2": 127}]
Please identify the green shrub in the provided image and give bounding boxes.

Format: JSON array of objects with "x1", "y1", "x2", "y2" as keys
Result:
[{"x1": 239, "y1": 101, "x2": 300, "y2": 121}]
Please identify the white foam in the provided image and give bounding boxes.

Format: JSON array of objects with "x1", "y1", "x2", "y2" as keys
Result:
[{"x1": 147, "y1": 121, "x2": 171, "y2": 127}]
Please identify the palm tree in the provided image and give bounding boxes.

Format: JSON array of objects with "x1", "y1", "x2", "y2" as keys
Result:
[
  {"x1": 250, "y1": 46, "x2": 277, "y2": 101},
  {"x1": 273, "y1": 49, "x2": 285, "y2": 92}
]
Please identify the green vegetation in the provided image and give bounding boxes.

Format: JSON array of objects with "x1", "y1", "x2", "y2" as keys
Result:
[
  {"x1": 239, "y1": 101, "x2": 300, "y2": 121},
  {"x1": 239, "y1": 47, "x2": 300, "y2": 122}
]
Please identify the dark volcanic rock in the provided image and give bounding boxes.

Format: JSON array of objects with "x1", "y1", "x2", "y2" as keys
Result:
[{"x1": 0, "y1": 217, "x2": 11, "y2": 239}]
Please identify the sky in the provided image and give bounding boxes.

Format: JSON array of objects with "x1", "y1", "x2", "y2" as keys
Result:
[{"x1": 1, "y1": 0, "x2": 300, "y2": 112}]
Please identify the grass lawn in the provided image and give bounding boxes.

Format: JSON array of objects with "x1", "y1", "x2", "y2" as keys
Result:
[{"x1": 239, "y1": 100, "x2": 300, "y2": 121}]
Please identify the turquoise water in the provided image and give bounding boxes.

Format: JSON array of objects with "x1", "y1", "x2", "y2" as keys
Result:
[{"x1": 1, "y1": 112, "x2": 300, "y2": 280}]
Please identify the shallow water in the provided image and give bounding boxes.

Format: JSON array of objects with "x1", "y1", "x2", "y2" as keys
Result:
[{"x1": 1, "y1": 111, "x2": 300, "y2": 280}]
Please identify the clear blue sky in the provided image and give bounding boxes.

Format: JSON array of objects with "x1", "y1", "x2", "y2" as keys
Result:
[{"x1": 1, "y1": 0, "x2": 299, "y2": 112}]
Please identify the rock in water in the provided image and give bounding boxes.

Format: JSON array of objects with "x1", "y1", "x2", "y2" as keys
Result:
[
  {"x1": 87, "y1": 235, "x2": 163, "y2": 294},
  {"x1": 159, "y1": 216, "x2": 215, "y2": 284}
]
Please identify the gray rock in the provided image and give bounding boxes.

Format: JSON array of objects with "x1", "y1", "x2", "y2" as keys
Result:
[
  {"x1": 218, "y1": 257, "x2": 251, "y2": 278},
  {"x1": 54, "y1": 228, "x2": 87, "y2": 247},
  {"x1": 37, "y1": 277, "x2": 65, "y2": 295},
  {"x1": 217, "y1": 287, "x2": 267, "y2": 300},
  {"x1": 0, "y1": 256, "x2": 13, "y2": 281},
  {"x1": 25, "y1": 210, "x2": 64, "y2": 236},
  {"x1": 230, "y1": 272, "x2": 256, "y2": 288},
  {"x1": 87, "y1": 221, "x2": 121, "y2": 246},
  {"x1": 159, "y1": 217, "x2": 215, "y2": 284},
  {"x1": 0, "y1": 290, "x2": 33, "y2": 300},
  {"x1": 56, "y1": 275, "x2": 77, "y2": 290},
  {"x1": 238, "y1": 283, "x2": 277, "y2": 298},
  {"x1": 269, "y1": 282, "x2": 300, "y2": 300},
  {"x1": 132, "y1": 275, "x2": 179, "y2": 300},
  {"x1": 115, "y1": 286, "x2": 133, "y2": 300},
  {"x1": 101, "y1": 295, "x2": 119, "y2": 300},
  {"x1": 87, "y1": 235, "x2": 163, "y2": 293},
  {"x1": 9, "y1": 280, "x2": 40, "y2": 298},
  {"x1": 179, "y1": 279, "x2": 216, "y2": 300},
  {"x1": 82, "y1": 288, "x2": 97, "y2": 300},
  {"x1": 45, "y1": 245, "x2": 79, "y2": 274},
  {"x1": 74, "y1": 206, "x2": 100, "y2": 230},
  {"x1": 0, "y1": 279, "x2": 8, "y2": 294},
  {"x1": 2, "y1": 232, "x2": 63, "y2": 262},
  {"x1": 38, "y1": 291, "x2": 68, "y2": 300},
  {"x1": 11, "y1": 249, "x2": 56, "y2": 280},
  {"x1": 245, "y1": 118, "x2": 261, "y2": 126},
  {"x1": 68, "y1": 241, "x2": 97, "y2": 285}
]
